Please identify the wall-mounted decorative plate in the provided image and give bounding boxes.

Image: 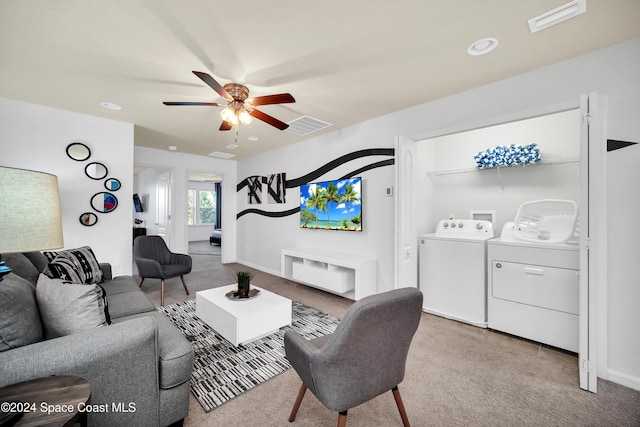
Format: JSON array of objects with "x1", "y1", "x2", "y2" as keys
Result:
[
  {"x1": 85, "y1": 162, "x2": 108, "y2": 180},
  {"x1": 79, "y1": 212, "x2": 98, "y2": 226},
  {"x1": 104, "y1": 178, "x2": 121, "y2": 191},
  {"x1": 66, "y1": 142, "x2": 91, "y2": 161},
  {"x1": 91, "y1": 192, "x2": 118, "y2": 213}
]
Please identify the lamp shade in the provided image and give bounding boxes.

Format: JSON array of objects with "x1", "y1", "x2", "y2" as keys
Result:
[{"x1": 0, "y1": 166, "x2": 64, "y2": 253}]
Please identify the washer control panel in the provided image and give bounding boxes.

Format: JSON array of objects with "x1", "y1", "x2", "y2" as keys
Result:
[{"x1": 434, "y1": 219, "x2": 495, "y2": 238}]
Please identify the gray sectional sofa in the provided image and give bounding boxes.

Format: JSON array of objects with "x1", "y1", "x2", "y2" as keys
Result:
[{"x1": 0, "y1": 251, "x2": 194, "y2": 427}]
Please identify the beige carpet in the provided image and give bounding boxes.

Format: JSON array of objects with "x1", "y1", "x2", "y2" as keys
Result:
[
  {"x1": 188, "y1": 240, "x2": 221, "y2": 256},
  {"x1": 136, "y1": 255, "x2": 640, "y2": 426}
]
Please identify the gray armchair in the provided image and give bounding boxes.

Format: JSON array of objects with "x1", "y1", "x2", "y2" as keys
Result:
[
  {"x1": 133, "y1": 235, "x2": 191, "y2": 306},
  {"x1": 284, "y1": 287, "x2": 423, "y2": 427}
]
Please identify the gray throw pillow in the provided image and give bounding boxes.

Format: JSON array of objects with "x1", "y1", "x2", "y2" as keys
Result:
[
  {"x1": 0, "y1": 273, "x2": 43, "y2": 352},
  {"x1": 1, "y1": 252, "x2": 41, "y2": 287},
  {"x1": 36, "y1": 274, "x2": 108, "y2": 339}
]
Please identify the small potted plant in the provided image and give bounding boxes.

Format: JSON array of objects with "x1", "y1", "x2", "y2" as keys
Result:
[{"x1": 236, "y1": 271, "x2": 253, "y2": 298}]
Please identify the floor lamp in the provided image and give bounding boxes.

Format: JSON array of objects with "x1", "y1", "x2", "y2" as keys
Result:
[{"x1": 0, "y1": 166, "x2": 64, "y2": 281}]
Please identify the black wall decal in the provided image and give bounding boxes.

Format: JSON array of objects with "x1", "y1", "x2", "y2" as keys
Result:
[
  {"x1": 607, "y1": 139, "x2": 638, "y2": 152},
  {"x1": 267, "y1": 173, "x2": 286, "y2": 204},
  {"x1": 339, "y1": 159, "x2": 395, "y2": 180},
  {"x1": 236, "y1": 148, "x2": 395, "y2": 191},
  {"x1": 247, "y1": 176, "x2": 262, "y2": 204},
  {"x1": 237, "y1": 207, "x2": 300, "y2": 220},
  {"x1": 285, "y1": 148, "x2": 394, "y2": 188},
  {"x1": 236, "y1": 148, "x2": 395, "y2": 220}
]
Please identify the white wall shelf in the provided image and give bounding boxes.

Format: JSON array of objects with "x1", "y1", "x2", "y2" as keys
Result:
[
  {"x1": 426, "y1": 155, "x2": 580, "y2": 177},
  {"x1": 426, "y1": 156, "x2": 580, "y2": 191},
  {"x1": 281, "y1": 248, "x2": 377, "y2": 300}
]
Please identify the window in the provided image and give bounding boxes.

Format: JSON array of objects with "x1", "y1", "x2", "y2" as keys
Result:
[{"x1": 188, "y1": 188, "x2": 216, "y2": 225}]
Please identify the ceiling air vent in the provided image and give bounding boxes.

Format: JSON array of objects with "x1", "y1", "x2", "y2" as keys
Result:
[
  {"x1": 208, "y1": 151, "x2": 236, "y2": 159},
  {"x1": 285, "y1": 115, "x2": 332, "y2": 136}
]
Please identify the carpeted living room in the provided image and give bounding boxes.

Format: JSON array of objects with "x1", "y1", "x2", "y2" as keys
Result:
[
  {"x1": 133, "y1": 246, "x2": 640, "y2": 426},
  {"x1": 2, "y1": 2, "x2": 640, "y2": 426}
]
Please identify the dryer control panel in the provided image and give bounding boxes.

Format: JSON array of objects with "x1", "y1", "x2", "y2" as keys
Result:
[{"x1": 434, "y1": 219, "x2": 495, "y2": 238}]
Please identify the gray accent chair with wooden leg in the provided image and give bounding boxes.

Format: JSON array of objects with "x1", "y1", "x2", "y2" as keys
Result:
[
  {"x1": 284, "y1": 287, "x2": 423, "y2": 427},
  {"x1": 133, "y1": 235, "x2": 192, "y2": 306}
]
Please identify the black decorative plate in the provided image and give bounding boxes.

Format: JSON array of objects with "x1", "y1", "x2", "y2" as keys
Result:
[{"x1": 225, "y1": 288, "x2": 261, "y2": 301}]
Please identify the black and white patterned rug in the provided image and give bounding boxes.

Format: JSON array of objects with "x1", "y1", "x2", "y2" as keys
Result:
[{"x1": 160, "y1": 299, "x2": 339, "y2": 412}]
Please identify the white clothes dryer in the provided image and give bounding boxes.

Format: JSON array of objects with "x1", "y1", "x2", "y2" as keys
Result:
[
  {"x1": 487, "y1": 222, "x2": 579, "y2": 352},
  {"x1": 419, "y1": 219, "x2": 494, "y2": 328}
]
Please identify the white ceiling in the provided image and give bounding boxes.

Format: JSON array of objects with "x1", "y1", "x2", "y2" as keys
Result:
[{"x1": 1, "y1": 1, "x2": 639, "y2": 160}]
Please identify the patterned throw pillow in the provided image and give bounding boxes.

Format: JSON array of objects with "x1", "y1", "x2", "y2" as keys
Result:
[
  {"x1": 47, "y1": 256, "x2": 85, "y2": 283},
  {"x1": 43, "y1": 246, "x2": 103, "y2": 284}
]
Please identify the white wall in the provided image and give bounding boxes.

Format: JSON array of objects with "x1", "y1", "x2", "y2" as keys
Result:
[
  {"x1": 237, "y1": 127, "x2": 396, "y2": 290},
  {"x1": 0, "y1": 97, "x2": 134, "y2": 275},
  {"x1": 417, "y1": 109, "x2": 581, "y2": 235},
  {"x1": 0, "y1": 98, "x2": 133, "y2": 274},
  {"x1": 134, "y1": 146, "x2": 237, "y2": 263},
  {"x1": 236, "y1": 38, "x2": 640, "y2": 389}
]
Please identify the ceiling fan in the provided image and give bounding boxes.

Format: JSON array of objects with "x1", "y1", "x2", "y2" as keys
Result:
[{"x1": 163, "y1": 71, "x2": 295, "y2": 131}]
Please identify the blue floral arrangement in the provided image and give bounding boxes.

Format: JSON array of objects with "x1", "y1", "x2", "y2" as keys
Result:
[{"x1": 474, "y1": 143, "x2": 541, "y2": 169}]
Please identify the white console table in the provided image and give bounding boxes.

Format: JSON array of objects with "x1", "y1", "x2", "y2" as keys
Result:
[{"x1": 281, "y1": 248, "x2": 377, "y2": 300}]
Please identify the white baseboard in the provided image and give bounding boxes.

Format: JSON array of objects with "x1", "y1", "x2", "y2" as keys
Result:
[
  {"x1": 606, "y1": 369, "x2": 640, "y2": 391},
  {"x1": 235, "y1": 258, "x2": 281, "y2": 278}
]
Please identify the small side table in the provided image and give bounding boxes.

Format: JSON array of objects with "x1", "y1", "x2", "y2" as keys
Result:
[{"x1": 0, "y1": 375, "x2": 91, "y2": 427}]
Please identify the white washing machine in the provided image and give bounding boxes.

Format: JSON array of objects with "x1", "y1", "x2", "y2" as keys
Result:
[
  {"x1": 487, "y1": 222, "x2": 579, "y2": 352},
  {"x1": 419, "y1": 219, "x2": 495, "y2": 328}
]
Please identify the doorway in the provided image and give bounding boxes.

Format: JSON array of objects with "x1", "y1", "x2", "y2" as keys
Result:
[
  {"x1": 133, "y1": 166, "x2": 173, "y2": 244},
  {"x1": 187, "y1": 171, "x2": 223, "y2": 250}
]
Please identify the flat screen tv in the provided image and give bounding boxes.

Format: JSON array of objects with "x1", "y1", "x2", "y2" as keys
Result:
[
  {"x1": 299, "y1": 177, "x2": 362, "y2": 231},
  {"x1": 133, "y1": 193, "x2": 144, "y2": 213}
]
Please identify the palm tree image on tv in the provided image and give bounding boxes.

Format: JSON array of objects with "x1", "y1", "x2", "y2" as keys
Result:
[{"x1": 300, "y1": 177, "x2": 362, "y2": 231}]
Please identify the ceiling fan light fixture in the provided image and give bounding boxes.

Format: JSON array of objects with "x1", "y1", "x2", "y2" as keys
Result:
[
  {"x1": 220, "y1": 105, "x2": 239, "y2": 126},
  {"x1": 220, "y1": 100, "x2": 252, "y2": 126},
  {"x1": 238, "y1": 108, "x2": 253, "y2": 125},
  {"x1": 165, "y1": 72, "x2": 294, "y2": 132}
]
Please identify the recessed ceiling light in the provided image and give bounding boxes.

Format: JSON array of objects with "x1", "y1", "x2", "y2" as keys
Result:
[
  {"x1": 168, "y1": 146, "x2": 177, "y2": 151},
  {"x1": 528, "y1": 0, "x2": 586, "y2": 33},
  {"x1": 99, "y1": 101, "x2": 122, "y2": 110},
  {"x1": 247, "y1": 136, "x2": 259, "y2": 141},
  {"x1": 226, "y1": 144, "x2": 239, "y2": 150},
  {"x1": 467, "y1": 38, "x2": 499, "y2": 56}
]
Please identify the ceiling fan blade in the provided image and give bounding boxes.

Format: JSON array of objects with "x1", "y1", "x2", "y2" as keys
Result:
[
  {"x1": 192, "y1": 71, "x2": 233, "y2": 100},
  {"x1": 249, "y1": 109, "x2": 289, "y2": 130},
  {"x1": 249, "y1": 93, "x2": 295, "y2": 106},
  {"x1": 219, "y1": 121, "x2": 233, "y2": 131},
  {"x1": 163, "y1": 101, "x2": 223, "y2": 106}
]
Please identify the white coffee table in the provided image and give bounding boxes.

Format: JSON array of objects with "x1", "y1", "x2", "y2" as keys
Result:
[{"x1": 195, "y1": 284, "x2": 292, "y2": 346}]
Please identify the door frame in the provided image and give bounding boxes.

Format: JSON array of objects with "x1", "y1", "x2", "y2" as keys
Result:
[
  {"x1": 156, "y1": 169, "x2": 172, "y2": 246},
  {"x1": 394, "y1": 136, "x2": 418, "y2": 289},
  {"x1": 579, "y1": 92, "x2": 607, "y2": 392}
]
